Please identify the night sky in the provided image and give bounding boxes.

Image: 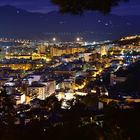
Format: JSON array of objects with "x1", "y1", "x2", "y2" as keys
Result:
[{"x1": 0, "y1": 0, "x2": 140, "y2": 15}]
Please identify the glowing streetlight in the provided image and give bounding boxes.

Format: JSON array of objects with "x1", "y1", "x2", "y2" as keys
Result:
[
  {"x1": 52, "y1": 37, "x2": 56, "y2": 42},
  {"x1": 76, "y1": 37, "x2": 80, "y2": 42}
]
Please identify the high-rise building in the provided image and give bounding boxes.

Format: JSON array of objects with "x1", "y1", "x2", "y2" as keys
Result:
[
  {"x1": 27, "y1": 83, "x2": 47, "y2": 100},
  {"x1": 37, "y1": 44, "x2": 47, "y2": 54},
  {"x1": 41, "y1": 80, "x2": 56, "y2": 96},
  {"x1": 50, "y1": 45, "x2": 85, "y2": 57}
]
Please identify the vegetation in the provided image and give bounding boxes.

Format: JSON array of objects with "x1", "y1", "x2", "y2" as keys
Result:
[
  {"x1": 0, "y1": 88, "x2": 140, "y2": 140},
  {"x1": 111, "y1": 61, "x2": 140, "y2": 95},
  {"x1": 51, "y1": 0, "x2": 128, "y2": 14}
]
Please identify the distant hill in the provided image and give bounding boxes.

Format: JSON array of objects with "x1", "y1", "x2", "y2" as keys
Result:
[
  {"x1": 117, "y1": 35, "x2": 140, "y2": 45},
  {"x1": 0, "y1": 5, "x2": 140, "y2": 41}
]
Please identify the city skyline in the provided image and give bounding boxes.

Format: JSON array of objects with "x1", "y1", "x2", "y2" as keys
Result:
[{"x1": 0, "y1": 1, "x2": 140, "y2": 139}]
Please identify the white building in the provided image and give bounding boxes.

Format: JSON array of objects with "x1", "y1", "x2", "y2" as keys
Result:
[
  {"x1": 41, "y1": 80, "x2": 56, "y2": 96},
  {"x1": 27, "y1": 84, "x2": 47, "y2": 100},
  {"x1": 27, "y1": 80, "x2": 56, "y2": 100}
]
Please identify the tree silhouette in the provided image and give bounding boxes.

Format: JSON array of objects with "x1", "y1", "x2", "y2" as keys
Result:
[
  {"x1": 0, "y1": 88, "x2": 16, "y2": 126},
  {"x1": 51, "y1": 0, "x2": 128, "y2": 14}
]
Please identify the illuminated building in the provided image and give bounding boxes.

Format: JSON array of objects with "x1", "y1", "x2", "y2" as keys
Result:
[
  {"x1": 32, "y1": 53, "x2": 51, "y2": 61},
  {"x1": 83, "y1": 53, "x2": 92, "y2": 62},
  {"x1": 27, "y1": 80, "x2": 56, "y2": 100},
  {"x1": 28, "y1": 75, "x2": 41, "y2": 85},
  {"x1": 27, "y1": 84, "x2": 47, "y2": 100},
  {"x1": 50, "y1": 46, "x2": 86, "y2": 57},
  {"x1": 61, "y1": 79, "x2": 75, "y2": 89},
  {"x1": 37, "y1": 44, "x2": 47, "y2": 54},
  {"x1": 100, "y1": 45, "x2": 108, "y2": 56},
  {"x1": 5, "y1": 55, "x2": 31, "y2": 59},
  {"x1": 14, "y1": 93, "x2": 26, "y2": 105},
  {"x1": 41, "y1": 80, "x2": 56, "y2": 96},
  {"x1": 0, "y1": 78, "x2": 12, "y2": 87},
  {"x1": 0, "y1": 63, "x2": 32, "y2": 70},
  {"x1": 0, "y1": 63, "x2": 44, "y2": 70},
  {"x1": 120, "y1": 35, "x2": 140, "y2": 41},
  {"x1": 5, "y1": 53, "x2": 51, "y2": 62}
]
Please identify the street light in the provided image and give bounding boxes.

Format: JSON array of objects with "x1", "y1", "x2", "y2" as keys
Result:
[
  {"x1": 52, "y1": 37, "x2": 56, "y2": 42},
  {"x1": 76, "y1": 37, "x2": 80, "y2": 42}
]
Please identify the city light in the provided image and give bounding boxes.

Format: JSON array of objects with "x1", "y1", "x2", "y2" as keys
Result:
[
  {"x1": 0, "y1": 2, "x2": 139, "y2": 138},
  {"x1": 52, "y1": 37, "x2": 56, "y2": 42},
  {"x1": 76, "y1": 37, "x2": 80, "y2": 42}
]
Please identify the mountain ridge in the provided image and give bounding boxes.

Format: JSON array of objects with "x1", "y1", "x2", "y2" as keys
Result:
[{"x1": 0, "y1": 5, "x2": 139, "y2": 41}]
